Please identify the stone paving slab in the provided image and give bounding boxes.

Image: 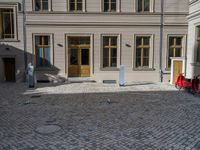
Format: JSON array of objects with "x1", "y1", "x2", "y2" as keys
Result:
[{"x1": 0, "y1": 82, "x2": 200, "y2": 150}]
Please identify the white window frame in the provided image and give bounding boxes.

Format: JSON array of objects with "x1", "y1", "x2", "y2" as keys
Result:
[
  {"x1": 32, "y1": 33, "x2": 54, "y2": 69},
  {"x1": 100, "y1": 34, "x2": 121, "y2": 70},
  {"x1": 67, "y1": 0, "x2": 86, "y2": 12},
  {"x1": 166, "y1": 34, "x2": 186, "y2": 70},
  {"x1": 0, "y1": 5, "x2": 17, "y2": 41},
  {"x1": 133, "y1": 34, "x2": 154, "y2": 69},
  {"x1": 134, "y1": 0, "x2": 154, "y2": 13},
  {"x1": 101, "y1": 0, "x2": 121, "y2": 13},
  {"x1": 32, "y1": 0, "x2": 52, "y2": 12}
]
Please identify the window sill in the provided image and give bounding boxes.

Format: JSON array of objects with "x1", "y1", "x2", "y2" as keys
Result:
[
  {"x1": 0, "y1": 39, "x2": 20, "y2": 42},
  {"x1": 102, "y1": 11, "x2": 119, "y2": 13},
  {"x1": 132, "y1": 68, "x2": 155, "y2": 71},
  {"x1": 32, "y1": 10, "x2": 51, "y2": 12},
  {"x1": 100, "y1": 67, "x2": 119, "y2": 71}
]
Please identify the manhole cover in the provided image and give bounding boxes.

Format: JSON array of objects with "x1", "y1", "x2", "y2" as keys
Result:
[{"x1": 35, "y1": 125, "x2": 61, "y2": 134}]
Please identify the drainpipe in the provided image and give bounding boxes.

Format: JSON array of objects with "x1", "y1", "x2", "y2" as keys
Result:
[
  {"x1": 22, "y1": 0, "x2": 27, "y2": 70},
  {"x1": 159, "y1": 0, "x2": 164, "y2": 82}
]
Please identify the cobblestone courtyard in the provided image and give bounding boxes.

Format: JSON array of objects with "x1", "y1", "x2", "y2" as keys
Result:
[{"x1": 0, "y1": 82, "x2": 200, "y2": 150}]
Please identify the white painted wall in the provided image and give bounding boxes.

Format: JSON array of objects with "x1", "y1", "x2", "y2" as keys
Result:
[{"x1": 186, "y1": 0, "x2": 200, "y2": 78}]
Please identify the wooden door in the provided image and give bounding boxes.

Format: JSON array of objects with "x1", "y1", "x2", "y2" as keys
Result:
[
  {"x1": 173, "y1": 60, "x2": 183, "y2": 84},
  {"x1": 3, "y1": 58, "x2": 15, "y2": 82},
  {"x1": 68, "y1": 47, "x2": 90, "y2": 77},
  {"x1": 80, "y1": 48, "x2": 90, "y2": 77}
]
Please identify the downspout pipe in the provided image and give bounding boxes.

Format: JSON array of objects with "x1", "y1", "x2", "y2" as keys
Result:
[
  {"x1": 159, "y1": 0, "x2": 164, "y2": 82},
  {"x1": 22, "y1": 0, "x2": 27, "y2": 71}
]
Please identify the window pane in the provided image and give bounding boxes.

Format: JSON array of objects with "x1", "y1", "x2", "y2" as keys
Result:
[
  {"x1": 104, "y1": 1, "x2": 109, "y2": 12},
  {"x1": 36, "y1": 47, "x2": 43, "y2": 67},
  {"x1": 111, "y1": 48, "x2": 117, "y2": 67},
  {"x1": 39, "y1": 36, "x2": 43, "y2": 45},
  {"x1": 168, "y1": 58, "x2": 171, "y2": 68},
  {"x1": 136, "y1": 48, "x2": 141, "y2": 67},
  {"x1": 42, "y1": 0, "x2": 49, "y2": 10},
  {"x1": 169, "y1": 48, "x2": 174, "y2": 57},
  {"x1": 2, "y1": 9, "x2": 14, "y2": 38},
  {"x1": 103, "y1": 37, "x2": 109, "y2": 46},
  {"x1": 143, "y1": 48, "x2": 149, "y2": 57},
  {"x1": 197, "y1": 41, "x2": 200, "y2": 62},
  {"x1": 144, "y1": 0, "x2": 150, "y2": 11},
  {"x1": 103, "y1": 37, "x2": 118, "y2": 68},
  {"x1": 82, "y1": 37, "x2": 90, "y2": 44},
  {"x1": 70, "y1": 49, "x2": 78, "y2": 65},
  {"x1": 111, "y1": 37, "x2": 117, "y2": 46},
  {"x1": 138, "y1": 0, "x2": 142, "y2": 12},
  {"x1": 103, "y1": 48, "x2": 109, "y2": 67},
  {"x1": 136, "y1": 37, "x2": 142, "y2": 46},
  {"x1": 169, "y1": 37, "x2": 174, "y2": 46},
  {"x1": 4, "y1": 13, "x2": 12, "y2": 35},
  {"x1": 43, "y1": 36, "x2": 50, "y2": 45},
  {"x1": 77, "y1": 2, "x2": 82, "y2": 11},
  {"x1": 35, "y1": 36, "x2": 40, "y2": 45},
  {"x1": 81, "y1": 49, "x2": 89, "y2": 65},
  {"x1": 143, "y1": 37, "x2": 150, "y2": 45},
  {"x1": 35, "y1": 36, "x2": 51, "y2": 67},
  {"x1": 35, "y1": 0, "x2": 41, "y2": 11},
  {"x1": 111, "y1": 0, "x2": 116, "y2": 11},
  {"x1": 143, "y1": 48, "x2": 149, "y2": 66},
  {"x1": 44, "y1": 47, "x2": 51, "y2": 67},
  {"x1": 70, "y1": 1, "x2": 75, "y2": 11},
  {"x1": 176, "y1": 37, "x2": 182, "y2": 45},
  {"x1": 168, "y1": 48, "x2": 174, "y2": 68},
  {"x1": 143, "y1": 58, "x2": 149, "y2": 66},
  {"x1": 175, "y1": 48, "x2": 182, "y2": 57}
]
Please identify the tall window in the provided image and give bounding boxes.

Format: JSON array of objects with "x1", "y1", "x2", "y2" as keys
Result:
[
  {"x1": 35, "y1": 35, "x2": 51, "y2": 67},
  {"x1": 168, "y1": 37, "x2": 182, "y2": 68},
  {"x1": 35, "y1": 0, "x2": 49, "y2": 11},
  {"x1": 197, "y1": 26, "x2": 200, "y2": 62},
  {"x1": 138, "y1": 0, "x2": 150, "y2": 12},
  {"x1": 136, "y1": 36, "x2": 150, "y2": 68},
  {"x1": 0, "y1": 8, "x2": 14, "y2": 39},
  {"x1": 104, "y1": 0, "x2": 117, "y2": 12},
  {"x1": 69, "y1": 0, "x2": 83, "y2": 11},
  {"x1": 103, "y1": 36, "x2": 118, "y2": 68}
]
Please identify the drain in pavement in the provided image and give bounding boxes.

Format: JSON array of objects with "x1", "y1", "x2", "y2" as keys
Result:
[
  {"x1": 30, "y1": 95, "x2": 41, "y2": 98},
  {"x1": 35, "y1": 125, "x2": 61, "y2": 135}
]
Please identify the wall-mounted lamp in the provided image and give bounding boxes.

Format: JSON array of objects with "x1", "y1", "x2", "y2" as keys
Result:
[
  {"x1": 125, "y1": 44, "x2": 131, "y2": 47},
  {"x1": 57, "y1": 44, "x2": 63, "y2": 47}
]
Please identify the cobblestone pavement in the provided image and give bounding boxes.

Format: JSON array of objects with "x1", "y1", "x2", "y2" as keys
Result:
[{"x1": 0, "y1": 82, "x2": 200, "y2": 150}]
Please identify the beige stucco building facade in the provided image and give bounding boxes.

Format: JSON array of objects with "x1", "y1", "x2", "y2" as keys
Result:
[
  {"x1": 0, "y1": 0, "x2": 189, "y2": 83},
  {"x1": 186, "y1": 0, "x2": 200, "y2": 79}
]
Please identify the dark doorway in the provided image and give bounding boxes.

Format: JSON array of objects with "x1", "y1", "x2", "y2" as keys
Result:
[{"x1": 3, "y1": 58, "x2": 15, "y2": 82}]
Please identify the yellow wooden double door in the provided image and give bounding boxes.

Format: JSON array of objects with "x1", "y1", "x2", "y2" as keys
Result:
[
  {"x1": 68, "y1": 45, "x2": 90, "y2": 77},
  {"x1": 173, "y1": 60, "x2": 183, "y2": 84}
]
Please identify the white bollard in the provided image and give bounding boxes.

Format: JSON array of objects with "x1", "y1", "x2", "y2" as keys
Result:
[{"x1": 119, "y1": 65, "x2": 125, "y2": 86}]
